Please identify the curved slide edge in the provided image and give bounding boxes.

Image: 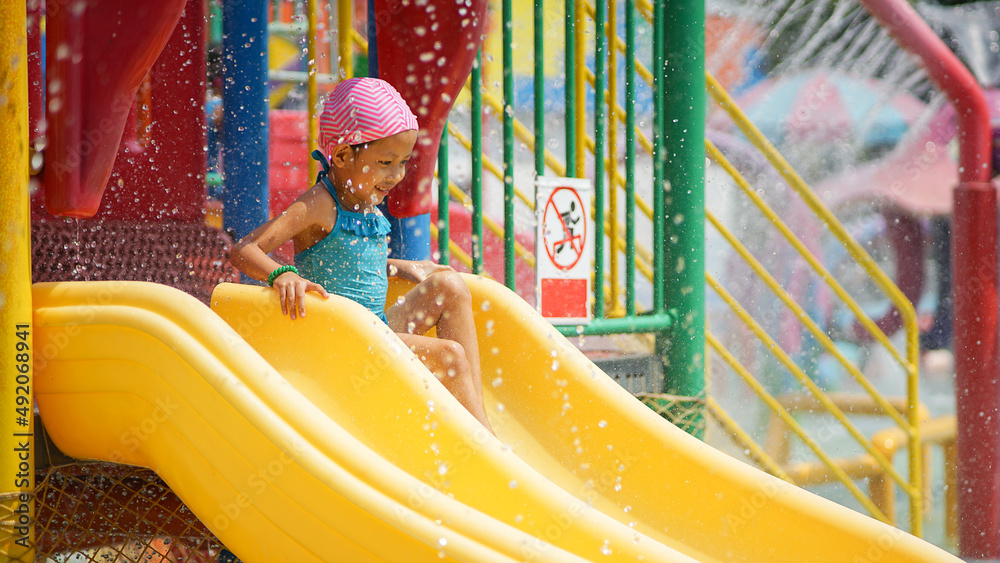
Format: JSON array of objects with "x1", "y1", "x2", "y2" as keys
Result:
[
  {"x1": 458, "y1": 275, "x2": 962, "y2": 563},
  {"x1": 210, "y1": 282, "x2": 699, "y2": 562},
  {"x1": 31, "y1": 281, "x2": 592, "y2": 563},
  {"x1": 33, "y1": 277, "x2": 959, "y2": 562}
]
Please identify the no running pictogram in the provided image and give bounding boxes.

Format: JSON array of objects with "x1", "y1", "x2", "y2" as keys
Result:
[{"x1": 541, "y1": 186, "x2": 587, "y2": 271}]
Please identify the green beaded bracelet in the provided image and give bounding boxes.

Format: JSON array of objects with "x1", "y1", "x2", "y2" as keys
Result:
[{"x1": 267, "y1": 265, "x2": 299, "y2": 287}]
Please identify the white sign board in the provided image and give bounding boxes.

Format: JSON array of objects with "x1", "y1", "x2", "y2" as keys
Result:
[{"x1": 535, "y1": 176, "x2": 594, "y2": 325}]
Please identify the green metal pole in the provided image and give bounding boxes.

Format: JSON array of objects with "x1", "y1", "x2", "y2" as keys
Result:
[
  {"x1": 437, "y1": 126, "x2": 450, "y2": 266},
  {"x1": 652, "y1": 0, "x2": 665, "y2": 315},
  {"x1": 657, "y1": 0, "x2": 705, "y2": 437},
  {"x1": 471, "y1": 51, "x2": 485, "y2": 275},
  {"x1": 593, "y1": 0, "x2": 606, "y2": 319},
  {"x1": 502, "y1": 0, "x2": 516, "y2": 290},
  {"x1": 210, "y1": 0, "x2": 224, "y2": 44},
  {"x1": 534, "y1": 0, "x2": 545, "y2": 178},
  {"x1": 564, "y1": 0, "x2": 576, "y2": 177},
  {"x1": 624, "y1": 0, "x2": 636, "y2": 317}
]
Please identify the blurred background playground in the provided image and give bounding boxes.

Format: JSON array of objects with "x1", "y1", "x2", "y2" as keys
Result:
[{"x1": 3, "y1": 0, "x2": 1000, "y2": 561}]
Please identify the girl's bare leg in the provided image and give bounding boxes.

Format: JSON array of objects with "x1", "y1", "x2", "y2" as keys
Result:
[
  {"x1": 387, "y1": 272, "x2": 493, "y2": 433},
  {"x1": 395, "y1": 333, "x2": 494, "y2": 433}
]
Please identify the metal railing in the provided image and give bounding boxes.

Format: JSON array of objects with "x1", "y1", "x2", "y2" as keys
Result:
[
  {"x1": 430, "y1": 0, "x2": 678, "y2": 338},
  {"x1": 312, "y1": 0, "x2": 927, "y2": 537},
  {"x1": 705, "y1": 71, "x2": 924, "y2": 535}
]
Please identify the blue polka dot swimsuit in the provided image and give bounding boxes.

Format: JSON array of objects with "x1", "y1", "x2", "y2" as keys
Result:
[{"x1": 295, "y1": 151, "x2": 392, "y2": 323}]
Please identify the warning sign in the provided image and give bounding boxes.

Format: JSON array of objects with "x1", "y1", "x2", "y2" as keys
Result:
[
  {"x1": 541, "y1": 187, "x2": 587, "y2": 270},
  {"x1": 535, "y1": 176, "x2": 593, "y2": 325}
]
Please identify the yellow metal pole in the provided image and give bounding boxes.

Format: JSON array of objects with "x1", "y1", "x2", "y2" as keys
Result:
[
  {"x1": 606, "y1": 0, "x2": 622, "y2": 316},
  {"x1": 337, "y1": 0, "x2": 353, "y2": 80},
  {"x1": 573, "y1": 1, "x2": 586, "y2": 177},
  {"x1": 707, "y1": 70, "x2": 923, "y2": 532},
  {"x1": 306, "y1": 0, "x2": 319, "y2": 181},
  {"x1": 0, "y1": 0, "x2": 34, "y2": 560}
]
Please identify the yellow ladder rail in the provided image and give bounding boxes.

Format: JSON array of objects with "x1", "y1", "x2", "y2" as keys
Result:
[
  {"x1": 445, "y1": 122, "x2": 534, "y2": 210},
  {"x1": 704, "y1": 148, "x2": 911, "y2": 433},
  {"x1": 703, "y1": 139, "x2": 909, "y2": 372},
  {"x1": 428, "y1": 221, "x2": 492, "y2": 280},
  {"x1": 706, "y1": 210, "x2": 910, "y2": 432},
  {"x1": 704, "y1": 70, "x2": 923, "y2": 534},
  {"x1": 707, "y1": 272, "x2": 918, "y2": 500},
  {"x1": 438, "y1": 174, "x2": 537, "y2": 269},
  {"x1": 705, "y1": 72, "x2": 919, "y2": 383},
  {"x1": 477, "y1": 86, "x2": 568, "y2": 181},
  {"x1": 705, "y1": 330, "x2": 891, "y2": 523},
  {"x1": 349, "y1": 29, "x2": 366, "y2": 51},
  {"x1": 704, "y1": 395, "x2": 795, "y2": 483}
]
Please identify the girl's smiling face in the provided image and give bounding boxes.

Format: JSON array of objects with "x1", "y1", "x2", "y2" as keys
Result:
[{"x1": 332, "y1": 129, "x2": 418, "y2": 211}]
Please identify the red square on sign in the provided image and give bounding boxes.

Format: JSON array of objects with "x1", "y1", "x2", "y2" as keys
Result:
[{"x1": 540, "y1": 278, "x2": 588, "y2": 318}]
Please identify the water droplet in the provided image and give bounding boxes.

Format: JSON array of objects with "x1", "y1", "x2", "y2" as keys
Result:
[
  {"x1": 598, "y1": 420, "x2": 607, "y2": 428},
  {"x1": 508, "y1": 480, "x2": 518, "y2": 489}
]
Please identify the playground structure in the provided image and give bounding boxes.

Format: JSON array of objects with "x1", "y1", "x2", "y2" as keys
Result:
[{"x1": 0, "y1": 0, "x2": 996, "y2": 561}]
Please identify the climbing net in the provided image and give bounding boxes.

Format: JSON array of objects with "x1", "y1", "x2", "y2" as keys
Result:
[
  {"x1": 28, "y1": 463, "x2": 223, "y2": 562},
  {"x1": 31, "y1": 219, "x2": 240, "y2": 304},
  {"x1": 21, "y1": 219, "x2": 239, "y2": 562},
  {"x1": 637, "y1": 392, "x2": 708, "y2": 437}
]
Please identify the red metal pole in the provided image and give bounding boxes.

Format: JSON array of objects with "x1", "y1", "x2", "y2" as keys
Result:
[{"x1": 860, "y1": 0, "x2": 997, "y2": 557}]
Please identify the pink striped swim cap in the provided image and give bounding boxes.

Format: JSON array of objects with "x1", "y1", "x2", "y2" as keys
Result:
[{"x1": 318, "y1": 77, "x2": 418, "y2": 155}]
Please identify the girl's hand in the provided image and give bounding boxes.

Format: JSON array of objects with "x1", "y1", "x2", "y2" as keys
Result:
[
  {"x1": 272, "y1": 271, "x2": 329, "y2": 320},
  {"x1": 388, "y1": 260, "x2": 454, "y2": 284}
]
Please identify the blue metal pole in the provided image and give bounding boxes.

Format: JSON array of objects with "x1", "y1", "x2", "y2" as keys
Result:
[
  {"x1": 222, "y1": 0, "x2": 269, "y2": 246},
  {"x1": 367, "y1": 0, "x2": 379, "y2": 77}
]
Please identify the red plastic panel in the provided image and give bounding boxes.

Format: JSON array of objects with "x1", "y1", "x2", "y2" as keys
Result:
[
  {"x1": 372, "y1": 0, "x2": 489, "y2": 218},
  {"x1": 42, "y1": 0, "x2": 187, "y2": 218}
]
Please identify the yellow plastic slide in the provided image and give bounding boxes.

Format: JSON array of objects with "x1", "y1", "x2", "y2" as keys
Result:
[{"x1": 31, "y1": 279, "x2": 959, "y2": 562}]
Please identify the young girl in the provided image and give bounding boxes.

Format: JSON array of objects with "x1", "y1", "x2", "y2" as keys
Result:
[{"x1": 230, "y1": 77, "x2": 494, "y2": 434}]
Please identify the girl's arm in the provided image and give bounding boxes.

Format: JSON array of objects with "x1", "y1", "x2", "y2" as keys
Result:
[
  {"x1": 229, "y1": 207, "x2": 305, "y2": 280},
  {"x1": 229, "y1": 185, "x2": 331, "y2": 318}
]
